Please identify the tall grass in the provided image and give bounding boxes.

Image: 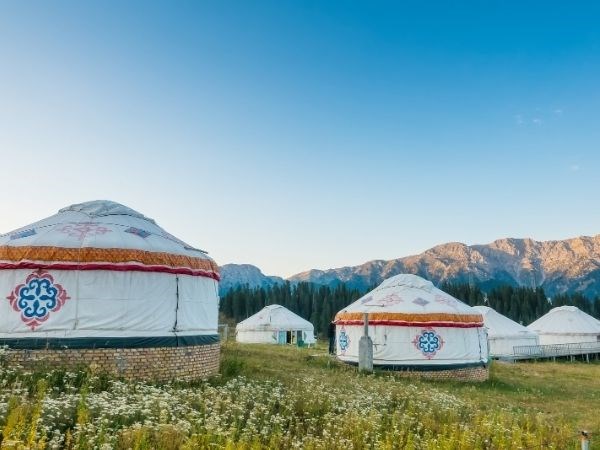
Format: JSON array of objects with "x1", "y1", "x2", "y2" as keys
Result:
[{"x1": 0, "y1": 344, "x2": 596, "y2": 449}]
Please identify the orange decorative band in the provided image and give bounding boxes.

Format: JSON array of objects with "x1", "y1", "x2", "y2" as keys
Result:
[
  {"x1": 334, "y1": 312, "x2": 483, "y2": 326},
  {"x1": 0, "y1": 246, "x2": 220, "y2": 281}
]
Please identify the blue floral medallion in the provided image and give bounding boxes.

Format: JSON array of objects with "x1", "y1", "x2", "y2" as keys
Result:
[
  {"x1": 338, "y1": 329, "x2": 350, "y2": 352},
  {"x1": 6, "y1": 272, "x2": 70, "y2": 330},
  {"x1": 412, "y1": 329, "x2": 444, "y2": 359}
]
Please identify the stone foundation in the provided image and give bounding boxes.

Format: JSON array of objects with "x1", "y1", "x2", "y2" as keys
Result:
[
  {"x1": 389, "y1": 365, "x2": 489, "y2": 382},
  {"x1": 2, "y1": 343, "x2": 220, "y2": 382}
]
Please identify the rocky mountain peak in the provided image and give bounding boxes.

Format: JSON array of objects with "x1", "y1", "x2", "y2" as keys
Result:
[
  {"x1": 285, "y1": 234, "x2": 600, "y2": 297},
  {"x1": 220, "y1": 234, "x2": 600, "y2": 299}
]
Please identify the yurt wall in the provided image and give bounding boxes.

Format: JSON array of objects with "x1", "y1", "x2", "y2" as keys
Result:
[{"x1": 487, "y1": 334, "x2": 539, "y2": 357}]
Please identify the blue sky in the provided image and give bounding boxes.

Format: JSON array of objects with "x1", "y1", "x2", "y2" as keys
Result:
[{"x1": 1, "y1": 1, "x2": 599, "y2": 277}]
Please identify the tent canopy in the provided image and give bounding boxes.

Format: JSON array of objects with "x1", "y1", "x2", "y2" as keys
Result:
[
  {"x1": 334, "y1": 274, "x2": 488, "y2": 368},
  {"x1": 0, "y1": 200, "x2": 219, "y2": 280},
  {"x1": 236, "y1": 305, "x2": 314, "y2": 332},
  {"x1": 335, "y1": 274, "x2": 483, "y2": 327},
  {"x1": 528, "y1": 306, "x2": 600, "y2": 335},
  {"x1": 473, "y1": 306, "x2": 537, "y2": 339},
  {"x1": 0, "y1": 200, "x2": 219, "y2": 346}
]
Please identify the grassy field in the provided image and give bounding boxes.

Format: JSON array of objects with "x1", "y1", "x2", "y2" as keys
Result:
[{"x1": 0, "y1": 343, "x2": 599, "y2": 449}]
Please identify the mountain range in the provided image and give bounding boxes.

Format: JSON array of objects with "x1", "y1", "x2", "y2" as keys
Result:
[
  {"x1": 220, "y1": 235, "x2": 600, "y2": 298},
  {"x1": 219, "y1": 264, "x2": 284, "y2": 294}
]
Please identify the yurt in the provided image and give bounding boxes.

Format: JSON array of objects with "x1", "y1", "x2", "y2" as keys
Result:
[
  {"x1": 473, "y1": 306, "x2": 539, "y2": 357},
  {"x1": 334, "y1": 274, "x2": 489, "y2": 380},
  {"x1": 0, "y1": 200, "x2": 220, "y2": 381},
  {"x1": 527, "y1": 306, "x2": 600, "y2": 345},
  {"x1": 236, "y1": 304, "x2": 316, "y2": 346}
]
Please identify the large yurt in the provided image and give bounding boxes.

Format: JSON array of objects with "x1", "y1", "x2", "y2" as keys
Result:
[
  {"x1": 0, "y1": 200, "x2": 220, "y2": 380},
  {"x1": 334, "y1": 274, "x2": 489, "y2": 380},
  {"x1": 472, "y1": 306, "x2": 539, "y2": 357},
  {"x1": 527, "y1": 306, "x2": 600, "y2": 345},
  {"x1": 236, "y1": 304, "x2": 316, "y2": 346}
]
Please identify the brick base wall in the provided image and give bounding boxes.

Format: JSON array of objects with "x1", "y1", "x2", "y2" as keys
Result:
[
  {"x1": 2, "y1": 344, "x2": 220, "y2": 382},
  {"x1": 391, "y1": 365, "x2": 489, "y2": 382}
]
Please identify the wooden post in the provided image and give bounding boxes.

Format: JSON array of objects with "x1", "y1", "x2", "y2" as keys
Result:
[
  {"x1": 358, "y1": 313, "x2": 373, "y2": 373},
  {"x1": 580, "y1": 431, "x2": 590, "y2": 450}
]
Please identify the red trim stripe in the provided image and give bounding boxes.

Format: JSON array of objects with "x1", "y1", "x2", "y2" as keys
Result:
[
  {"x1": 335, "y1": 319, "x2": 483, "y2": 328},
  {"x1": 0, "y1": 246, "x2": 219, "y2": 276},
  {"x1": 0, "y1": 262, "x2": 220, "y2": 281}
]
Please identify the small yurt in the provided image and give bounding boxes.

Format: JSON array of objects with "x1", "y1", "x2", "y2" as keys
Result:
[
  {"x1": 527, "y1": 306, "x2": 600, "y2": 345},
  {"x1": 0, "y1": 200, "x2": 220, "y2": 380},
  {"x1": 334, "y1": 274, "x2": 489, "y2": 380},
  {"x1": 236, "y1": 304, "x2": 316, "y2": 346},
  {"x1": 473, "y1": 306, "x2": 539, "y2": 357}
]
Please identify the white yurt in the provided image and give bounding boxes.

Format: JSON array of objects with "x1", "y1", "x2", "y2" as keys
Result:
[
  {"x1": 0, "y1": 200, "x2": 220, "y2": 379},
  {"x1": 527, "y1": 306, "x2": 600, "y2": 345},
  {"x1": 472, "y1": 306, "x2": 539, "y2": 357},
  {"x1": 236, "y1": 304, "x2": 316, "y2": 345},
  {"x1": 334, "y1": 274, "x2": 488, "y2": 377}
]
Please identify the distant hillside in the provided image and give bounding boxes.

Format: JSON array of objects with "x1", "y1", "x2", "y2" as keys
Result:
[
  {"x1": 287, "y1": 235, "x2": 600, "y2": 298},
  {"x1": 219, "y1": 264, "x2": 284, "y2": 295}
]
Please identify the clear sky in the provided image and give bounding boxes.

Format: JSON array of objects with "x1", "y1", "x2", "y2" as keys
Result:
[{"x1": 1, "y1": 1, "x2": 599, "y2": 277}]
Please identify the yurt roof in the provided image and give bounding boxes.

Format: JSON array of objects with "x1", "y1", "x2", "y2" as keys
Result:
[
  {"x1": 335, "y1": 274, "x2": 483, "y2": 327},
  {"x1": 473, "y1": 306, "x2": 537, "y2": 338},
  {"x1": 527, "y1": 306, "x2": 600, "y2": 335},
  {"x1": 0, "y1": 200, "x2": 219, "y2": 280},
  {"x1": 236, "y1": 305, "x2": 314, "y2": 331}
]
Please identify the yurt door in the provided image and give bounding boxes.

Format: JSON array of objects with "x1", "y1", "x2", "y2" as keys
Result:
[
  {"x1": 296, "y1": 330, "x2": 304, "y2": 347},
  {"x1": 277, "y1": 331, "x2": 287, "y2": 345}
]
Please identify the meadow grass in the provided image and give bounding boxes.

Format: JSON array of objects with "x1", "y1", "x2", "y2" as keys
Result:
[{"x1": 0, "y1": 343, "x2": 598, "y2": 449}]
